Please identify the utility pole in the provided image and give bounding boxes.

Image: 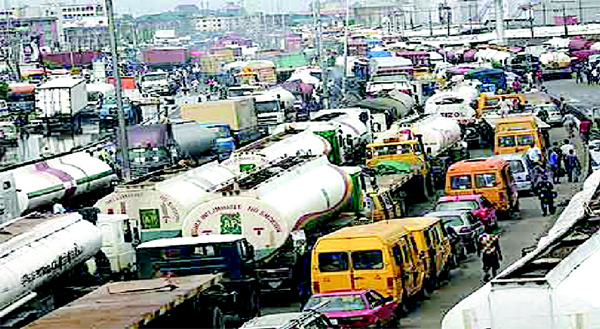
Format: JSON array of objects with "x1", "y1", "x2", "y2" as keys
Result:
[
  {"x1": 469, "y1": 4, "x2": 474, "y2": 34},
  {"x1": 313, "y1": 0, "x2": 328, "y2": 109},
  {"x1": 578, "y1": 0, "x2": 583, "y2": 24},
  {"x1": 494, "y1": 0, "x2": 505, "y2": 44},
  {"x1": 446, "y1": 6, "x2": 451, "y2": 36},
  {"x1": 105, "y1": 0, "x2": 131, "y2": 182},
  {"x1": 529, "y1": 7, "x2": 534, "y2": 38},
  {"x1": 562, "y1": 4, "x2": 568, "y2": 37},
  {"x1": 342, "y1": 0, "x2": 349, "y2": 94},
  {"x1": 542, "y1": 3, "x2": 546, "y2": 25},
  {"x1": 429, "y1": 9, "x2": 433, "y2": 36}
]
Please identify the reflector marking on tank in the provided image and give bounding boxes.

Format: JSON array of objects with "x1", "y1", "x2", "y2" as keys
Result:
[
  {"x1": 35, "y1": 161, "x2": 76, "y2": 199},
  {"x1": 75, "y1": 170, "x2": 114, "y2": 185},
  {"x1": 27, "y1": 185, "x2": 64, "y2": 199}
]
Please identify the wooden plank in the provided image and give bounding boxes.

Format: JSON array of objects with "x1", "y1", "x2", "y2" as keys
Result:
[{"x1": 25, "y1": 274, "x2": 223, "y2": 329}]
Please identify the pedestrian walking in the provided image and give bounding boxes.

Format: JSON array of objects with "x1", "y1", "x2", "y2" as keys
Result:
[
  {"x1": 499, "y1": 98, "x2": 511, "y2": 118},
  {"x1": 548, "y1": 149, "x2": 560, "y2": 184},
  {"x1": 534, "y1": 174, "x2": 556, "y2": 216},
  {"x1": 560, "y1": 139, "x2": 575, "y2": 156},
  {"x1": 479, "y1": 230, "x2": 502, "y2": 282},
  {"x1": 580, "y1": 119, "x2": 592, "y2": 142},
  {"x1": 562, "y1": 113, "x2": 577, "y2": 139},
  {"x1": 526, "y1": 145, "x2": 542, "y2": 166},
  {"x1": 565, "y1": 149, "x2": 581, "y2": 183},
  {"x1": 576, "y1": 68, "x2": 583, "y2": 84}
]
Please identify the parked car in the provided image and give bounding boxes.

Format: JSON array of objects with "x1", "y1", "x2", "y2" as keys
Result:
[
  {"x1": 425, "y1": 210, "x2": 485, "y2": 255},
  {"x1": 434, "y1": 194, "x2": 498, "y2": 230},
  {"x1": 496, "y1": 153, "x2": 533, "y2": 194},
  {"x1": 303, "y1": 290, "x2": 399, "y2": 328},
  {"x1": 240, "y1": 311, "x2": 334, "y2": 329},
  {"x1": 533, "y1": 103, "x2": 562, "y2": 125}
]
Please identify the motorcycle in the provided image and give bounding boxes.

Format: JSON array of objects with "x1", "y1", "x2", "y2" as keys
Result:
[{"x1": 538, "y1": 189, "x2": 557, "y2": 216}]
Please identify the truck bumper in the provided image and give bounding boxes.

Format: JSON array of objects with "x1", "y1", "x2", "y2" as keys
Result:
[{"x1": 256, "y1": 268, "x2": 294, "y2": 294}]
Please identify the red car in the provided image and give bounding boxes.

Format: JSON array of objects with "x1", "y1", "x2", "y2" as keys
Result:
[
  {"x1": 435, "y1": 194, "x2": 498, "y2": 231},
  {"x1": 302, "y1": 290, "x2": 399, "y2": 328}
]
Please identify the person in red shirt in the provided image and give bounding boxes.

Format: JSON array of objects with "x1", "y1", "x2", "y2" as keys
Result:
[{"x1": 580, "y1": 119, "x2": 592, "y2": 142}]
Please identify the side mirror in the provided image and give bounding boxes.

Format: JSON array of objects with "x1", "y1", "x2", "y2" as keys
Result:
[{"x1": 247, "y1": 244, "x2": 255, "y2": 260}]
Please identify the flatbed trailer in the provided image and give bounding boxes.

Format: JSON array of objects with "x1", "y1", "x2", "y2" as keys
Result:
[{"x1": 25, "y1": 274, "x2": 225, "y2": 329}]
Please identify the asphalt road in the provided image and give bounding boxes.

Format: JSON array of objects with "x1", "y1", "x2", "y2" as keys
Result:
[{"x1": 260, "y1": 78, "x2": 590, "y2": 329}]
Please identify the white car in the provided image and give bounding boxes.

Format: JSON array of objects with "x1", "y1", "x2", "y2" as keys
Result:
[{"x1": 534, "y1": 104, "x2": 562, "y2": 125}]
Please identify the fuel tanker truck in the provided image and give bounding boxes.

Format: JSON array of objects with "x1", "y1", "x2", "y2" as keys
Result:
[
  {"x1": 2, "y1": 210, "x2": 260, "y2": 328},
  {"x1": 364, "y1": 114, "x2": 467, "y2": 219},
  {"x1": 94, "y1": 161, "x2": 237, "y2": 242},
  {"x1": 180, "y1": 155, "x2": 363, "y2": 297},
  {"x1": 0, "y1": 151, "x2": 117, "y2": 223},
  {"x1": 425, "y1": 90, "x2": 481, "y2": 146},
  {"x1": 221, "y1": 124, "x2": 337, "y2": 174},
  {"x1": 540, "y1": 51, "x2": 571, "y2": 78},
  {"x1": 273, "y1": 108, "x2": 373, "y2": 166},
  {"x1": 0, "y1": 211, "x2": 135, "y2": 327}
]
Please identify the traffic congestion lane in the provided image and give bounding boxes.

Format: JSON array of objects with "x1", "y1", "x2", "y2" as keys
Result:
[
  {"x1": 258, "y1": 123, "x2": 588, "y2": 328},
  {"x1": 400, "y1": 124, "x2": 586, "y2": 328}
]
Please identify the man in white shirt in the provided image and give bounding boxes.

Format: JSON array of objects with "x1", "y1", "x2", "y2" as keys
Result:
[
  {"x1": 53, "y1": 203, "x2": 66, "y2": 214},
  {"x1": 560, "y1": 139, "x2": 575, "y2": 156},
  {"x1": 526, "y1": 145, "x2": 542, "y2": 165}
]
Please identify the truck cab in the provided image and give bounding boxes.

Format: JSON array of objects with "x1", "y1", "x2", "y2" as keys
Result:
[
  {"x1": 201, "y1": 123, "x2": 237, "y2": 160},
  {"x1": 140, "y1": 72, "x2": 171, "y2": 95},
  {"x1": 136, "y1": 235, "x2": 260, "y2": 322},
  {"x1": 254, "y1": 93, "x2": 285, "y2": 135}
]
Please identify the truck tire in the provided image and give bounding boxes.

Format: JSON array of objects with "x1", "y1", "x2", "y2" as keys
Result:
[{"x1": 212, "y1": 306, "x2": 225, "y2": 329}]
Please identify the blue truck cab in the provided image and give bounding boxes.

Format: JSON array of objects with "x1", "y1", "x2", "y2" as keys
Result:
[
  {"x1": 201, "y1": 123, "x2": 237, "y2": 161},
  {"x1": 99, "y1": 100, "x2": 142, "y2": 129}
]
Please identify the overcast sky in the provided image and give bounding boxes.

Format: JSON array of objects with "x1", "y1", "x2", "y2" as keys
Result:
[{"x1": 115, "y1": 0, "x2": 310, "y2": 16}]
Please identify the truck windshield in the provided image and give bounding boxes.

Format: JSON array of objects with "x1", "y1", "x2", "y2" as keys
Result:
[
  {"x1": 372, "y1": 75, "x2": 409, "y2": 83},
  {"x1": 208, "y1": 125, "x2": 231, "y2": 139},
  {"x1": 255, "y1": 100, "x2": 280, "y2": 113},
  {"x1": 142, "y1": 74, "x2": 167, "y2": 82}
]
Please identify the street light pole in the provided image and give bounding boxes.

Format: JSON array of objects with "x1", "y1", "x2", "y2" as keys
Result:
[
  {"x1": 342, "y1": 0, "x2": 349, "y2": 94},
  {"x1": 494, "y1": 0, "x2": 505, "y2": 44},
  {"x1": 105, "y1": 0, "x2": 131, "y2": 182},
  {"x1": 563, "y1": 4, "x2": 568, "y2": 37}
]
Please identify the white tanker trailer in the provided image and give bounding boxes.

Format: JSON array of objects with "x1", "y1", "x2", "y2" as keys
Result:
[
  {"x1": 275, "y1": 108, "x2": 373, "y2": 165},
  {"x1": 94, "y1": 161, "x2": 237, "y2": 242},
  {"x1": 0, "y1": 213, "x2": 102, "y2": 326},
  {"x1": 0, "y1": 151, "x2": 117, "y2": 222},
  {"x1": 181, "y1": 155, "x2": 357, "y2": 295},
  {"x1": 377, "y1": 114, "x2": 464, "y2": 157},
  {"x1": 221, "y1": 125, "x2": 334, "y2": 174}
]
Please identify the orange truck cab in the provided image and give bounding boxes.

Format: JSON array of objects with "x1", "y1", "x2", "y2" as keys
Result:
[
  {"x1": 445, "y1": 158, "x2": 519, "y2": 219},
  {"x1": 477, "y1": 93, "x2": 525, "y2": 118},
  {"x1": 311, "y1": 220, "x2": 426, "y2": 308},
  {"x1": 493, "y1": 116, "x2": 549, "y2": 156}
]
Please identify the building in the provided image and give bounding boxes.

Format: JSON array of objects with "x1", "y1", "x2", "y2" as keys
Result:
[
  {"x1": 59, "y1": 3, "x2": 104, "y2": 20},
  {"x1": 62, "y1": 16, "x2": 109, "y2": 50},
  {"x1": 194, "y1": 14, "x2": 290, "y2": 34}
]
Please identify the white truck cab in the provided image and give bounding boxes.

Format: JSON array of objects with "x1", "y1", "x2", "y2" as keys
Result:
[{"x1": 86, "y1": 213, "x2": 138, "y2": 276}]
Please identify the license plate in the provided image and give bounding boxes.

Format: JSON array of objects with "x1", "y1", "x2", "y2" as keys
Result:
[
  {"x1": 330, "y1": 319, "x2": 338, "y2": 325},
  {"x1": 267, "y1": 281, "x2": 281, "y2": 288}
]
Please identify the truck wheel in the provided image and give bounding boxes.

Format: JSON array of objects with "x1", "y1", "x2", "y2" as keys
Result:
[{"x1": 212, "y1": 306, "x2": 225, "y2": 329}]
